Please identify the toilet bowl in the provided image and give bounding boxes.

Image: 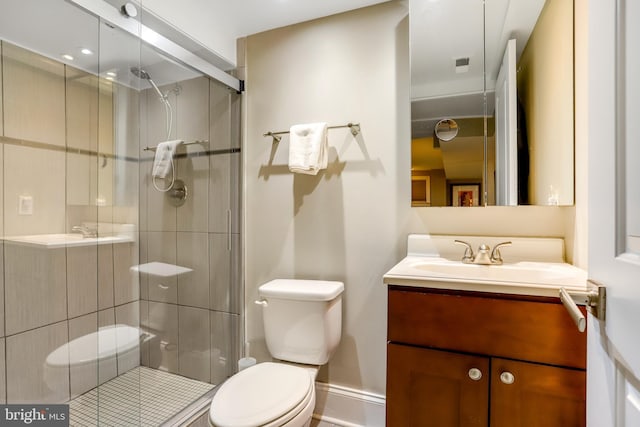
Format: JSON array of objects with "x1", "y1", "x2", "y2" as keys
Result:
[
  {"x1": 209, "y1": 279, "x2": 344, "y2": 427},
  {"x1": 44, "y1": 324, "x2": 150, "y2": 393},
  {"x1": 209, "y1": 362, "x2": 317, "y2": 427}
]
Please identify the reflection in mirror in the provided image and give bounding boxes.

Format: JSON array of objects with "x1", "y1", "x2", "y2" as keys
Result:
[
  {"x1": 410, "y1": 0, "x2": 574, "y2": 207},
  {"x1": 434, "y1": 119, "x2": 459, "y2": 142}
]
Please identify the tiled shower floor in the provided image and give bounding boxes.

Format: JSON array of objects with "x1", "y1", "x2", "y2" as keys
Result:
[{"x1": 69, "y1": 366, "x2": 215, "y2": 427}]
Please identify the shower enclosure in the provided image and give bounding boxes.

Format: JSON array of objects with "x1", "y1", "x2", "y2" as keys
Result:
[{"x1": 0, "y1": 0, "x2": 242, "y2": 425}]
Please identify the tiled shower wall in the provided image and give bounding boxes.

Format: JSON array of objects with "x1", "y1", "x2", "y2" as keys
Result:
[
  {"x1": 0, "y1": 40, "x2": 242, "y2": 404},
  {"x1": 0, "y1": 41, "x2": 140, "y2": 403},
  {"x1": 138, "y1": 75, "x2": 242, "y2": 386}
]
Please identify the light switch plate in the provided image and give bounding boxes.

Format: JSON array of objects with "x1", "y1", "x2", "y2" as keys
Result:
[{"x1": 18, "y1": 195, "x2": 33, "y2": 215}]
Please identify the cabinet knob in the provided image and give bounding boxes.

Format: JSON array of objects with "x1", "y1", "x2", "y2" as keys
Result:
[
  {"x1": 500, "y1": 371, "x2": 515, "y2": 384},
  {"x1": 468, "y1": 368, "x2": 483, "y2": 381}
]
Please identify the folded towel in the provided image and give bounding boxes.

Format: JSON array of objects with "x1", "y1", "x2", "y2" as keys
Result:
[
  {"x1": 288, "y1": 122, "x2": 328, "y2": 175},
  {"x1": 152, "y1": 140, "x2": 183, "y2": 178}
]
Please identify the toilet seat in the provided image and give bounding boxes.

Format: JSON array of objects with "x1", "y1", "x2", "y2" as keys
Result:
[
  {"x1": 46, "y1": 324, "x2": 141, "y2": 367},
  {"x1": 209, "y1": 362, "x2": 314, "y2": 427}
]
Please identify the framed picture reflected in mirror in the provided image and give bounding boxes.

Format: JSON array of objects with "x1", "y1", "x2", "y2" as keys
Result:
[
  {"x1": 411, "y1": 176, "x2": 431, "y2": 207},
  {"x1": 451, "y1": 184, "x2": 480, "y2": 207}
]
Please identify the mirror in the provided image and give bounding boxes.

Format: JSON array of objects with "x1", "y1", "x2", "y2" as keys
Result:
[
  {"x1": 410, "y1": 0, "x2": 574, "y2": 206},
  {"x1": 434, "y1": 119, "x2": 459, "y2": 142}
]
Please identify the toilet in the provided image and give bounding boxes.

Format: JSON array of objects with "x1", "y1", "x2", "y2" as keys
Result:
[
  {"x1": 209, "y1": 279, "x2": 344, "y2": 427},
  {"x1": 44, "y1": 324, "x2": 149, "y2": 393}
]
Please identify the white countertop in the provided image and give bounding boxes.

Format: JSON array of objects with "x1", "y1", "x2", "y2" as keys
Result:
[
  {"x1": 384, "y1": 256, "x2": 588, "y2": 298},
  {"x1": 383, "y1": 234, "x2": 587, "y2": 297}
]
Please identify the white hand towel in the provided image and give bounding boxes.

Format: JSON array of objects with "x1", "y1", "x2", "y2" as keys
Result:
[
  {"x1": 288, "y1": 122, "x2": 328, "y2": 175},
  {"x1": 152, "y1": 140, "x2": 183, "y2": 178}
]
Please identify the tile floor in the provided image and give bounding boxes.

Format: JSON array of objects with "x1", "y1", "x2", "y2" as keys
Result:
[{"x1": 69, "y1": 366, "x2": 214, "y2": 427}]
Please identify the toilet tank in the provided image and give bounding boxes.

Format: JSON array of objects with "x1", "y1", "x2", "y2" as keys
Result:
[{"x1": 258, "y1": 279, "x2": 344, "y2": 365}]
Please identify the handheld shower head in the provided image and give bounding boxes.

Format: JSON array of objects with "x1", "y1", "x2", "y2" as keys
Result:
[
  {"x1": 130, "y1": 67, "x2": 166, "y2": 103},
  {"x1": 130, "y1": 66, "x2": 174, "y2": 142},
  {"x1": 130, "y1": 67, "x2": 150, "y2": 80}
]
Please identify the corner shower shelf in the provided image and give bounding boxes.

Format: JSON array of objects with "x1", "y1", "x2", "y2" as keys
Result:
[{"x1": 130, "y1": 262, "x2": 193, "y2": 277}]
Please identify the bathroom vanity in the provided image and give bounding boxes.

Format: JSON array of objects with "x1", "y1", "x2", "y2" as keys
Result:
[{"x1": 384, "y1": 235, "x2": 588, "y2": 426}]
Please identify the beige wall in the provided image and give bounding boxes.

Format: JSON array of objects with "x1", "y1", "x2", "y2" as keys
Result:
[
  {"x1": 245, "y1": 2, "x2": 411, "y2": 394},
  {"x1": 244, "y1": 1, "x2": 584, "y2": 396}
]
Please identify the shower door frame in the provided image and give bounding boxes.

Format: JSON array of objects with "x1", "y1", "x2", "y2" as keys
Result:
[{"x1": 67, "y1": 0, "x2": 243, "y2": 93}]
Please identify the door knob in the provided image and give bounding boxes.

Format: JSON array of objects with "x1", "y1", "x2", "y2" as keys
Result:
[
  {"x1": 468, "y1": 368, "x2": 483, "y2": 381},
  {"x1": 500, "y1": 371, "x2": 515, "y2": 384}
]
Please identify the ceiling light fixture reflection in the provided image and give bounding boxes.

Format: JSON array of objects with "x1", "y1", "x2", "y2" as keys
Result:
[
  {"x1": 80, "y1": 48, "x2": 93, "y2": 55},
  {"x1": 62, "y1": 54, "x2": 74, "y2": 61},
  {"x1": 106, "y1": 71, "x2": 117, "y2": 77},
  {"x1": 105, "y1": 76, "x2": 114, "y2": 81}
]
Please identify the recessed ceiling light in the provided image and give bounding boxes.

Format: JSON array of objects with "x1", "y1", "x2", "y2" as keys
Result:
[
  {"x1": 62, "y1": 54, "x2": 74, "y2": 61},
  {"x1": 81, "y1": 48, "x2": 93, "y2": 55},
  {"x1": 105, "y1": 76, "x2": 114, "y2": 81},
  {"x1": 106, "y1": 71, "x2": 117, "y2": 77}
]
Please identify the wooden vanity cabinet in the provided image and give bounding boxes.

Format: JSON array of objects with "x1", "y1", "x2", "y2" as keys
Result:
[{"x1": 386, "y1": 285, "x2": 586, "y2": 427}]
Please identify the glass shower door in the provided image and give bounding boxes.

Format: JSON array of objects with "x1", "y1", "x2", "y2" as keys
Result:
[{"x1": 0, "y1": 1, "x2": 242, "y2": 425}]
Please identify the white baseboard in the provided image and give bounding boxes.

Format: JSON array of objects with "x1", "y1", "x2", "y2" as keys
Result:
[{"x1": 313, "y1": 382, "x2": 386, "y2": 427}]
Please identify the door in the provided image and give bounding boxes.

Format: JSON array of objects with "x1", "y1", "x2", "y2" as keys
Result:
[
  {"x1": 587, "y1": 0, "x2": 640, "y2": 426},
  {"x1": 494, "y1": 39, "x2": 517, "y2": 206},
  {"x1": 490, "y1": 358, "x2": 586, "y2": 427},
  {"x1": 386, "y1": 344, "x2": 489, "y2": 427}
]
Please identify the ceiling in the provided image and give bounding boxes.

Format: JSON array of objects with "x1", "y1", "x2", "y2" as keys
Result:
[
  {"x1": 0, "y1": 0, "x2": 203, "y2": 89},
  {"x1": 142, "y1": 0, "x2": 393, "y2": 39},
  {"x1": 110, "y1": 0, "x2": 393, "y2": 69},
  {"x1": 0, "y1": 0, "x2": 392, "y2": 90},
  {"x1": 410, "y1": 0, "x2": 545, "y2": 133}
]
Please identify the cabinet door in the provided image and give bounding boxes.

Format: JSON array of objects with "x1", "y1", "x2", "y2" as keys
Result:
[
  {"x1": 387, "y1": 343, "x2": 489, "y2": 427},
  {"x1": 490, "y1": 358, "x2": 586, "y2": 427}
]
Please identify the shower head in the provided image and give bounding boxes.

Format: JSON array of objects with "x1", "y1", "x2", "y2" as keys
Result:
[
  {"x1": 130, "y1": 67, "x2": 167, "y2": 103},
  {"x1": 130, "y1": 67, "x2": 151, "y2": 80}
]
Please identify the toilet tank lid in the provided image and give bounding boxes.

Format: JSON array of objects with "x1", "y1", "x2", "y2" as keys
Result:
[{"x1": 259, "y1": 279, "x2": 344, "y2": 301}]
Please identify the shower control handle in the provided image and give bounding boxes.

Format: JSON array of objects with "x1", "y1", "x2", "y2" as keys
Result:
[{"x1": 168, "y1": 179, "x2": 187, "y2": 207}]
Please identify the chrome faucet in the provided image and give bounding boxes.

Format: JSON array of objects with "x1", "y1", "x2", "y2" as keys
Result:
[
  {"x1": 454, "y1": 240, "x2": 475, "y2": 263},
  {"x1": 490, "y1": 241, "x2": 512, "y2": 264},
  {"x1": 71, "y1": 225, "x2": 98, "y2": 238},
  {"x1": 454, "y1": 240, "x2": 512, "y2": 265}
]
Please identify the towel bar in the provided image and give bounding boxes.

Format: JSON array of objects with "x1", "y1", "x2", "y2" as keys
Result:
[
  {"x1": 143, "y1": 140, "x2": 209, "y2": 151},
  {"x1": 264, "y1": 123, "x2": 360, "y2": 143}
]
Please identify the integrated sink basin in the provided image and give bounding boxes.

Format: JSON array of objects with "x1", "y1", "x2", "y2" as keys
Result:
[
  {"x1": 3, "y1": 233, "x2": 134, "y2": 248},
  {"x1": 385, "y1": 256, "x2": 588, "y2": 297},
  {"x1": 407, "y1": 259, "x2": 586, "y2": 287},
  {"x1": 383, "y1": 235, "x2": 588, "y2": 297}
]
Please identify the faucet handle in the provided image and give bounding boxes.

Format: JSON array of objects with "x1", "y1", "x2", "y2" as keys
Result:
[
  {"x1": 490, "y1": 241, "x2": 512, "y2": 264},
  {"x1": 454, "y1": 240, "x2": 475, "y2": 263}
]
